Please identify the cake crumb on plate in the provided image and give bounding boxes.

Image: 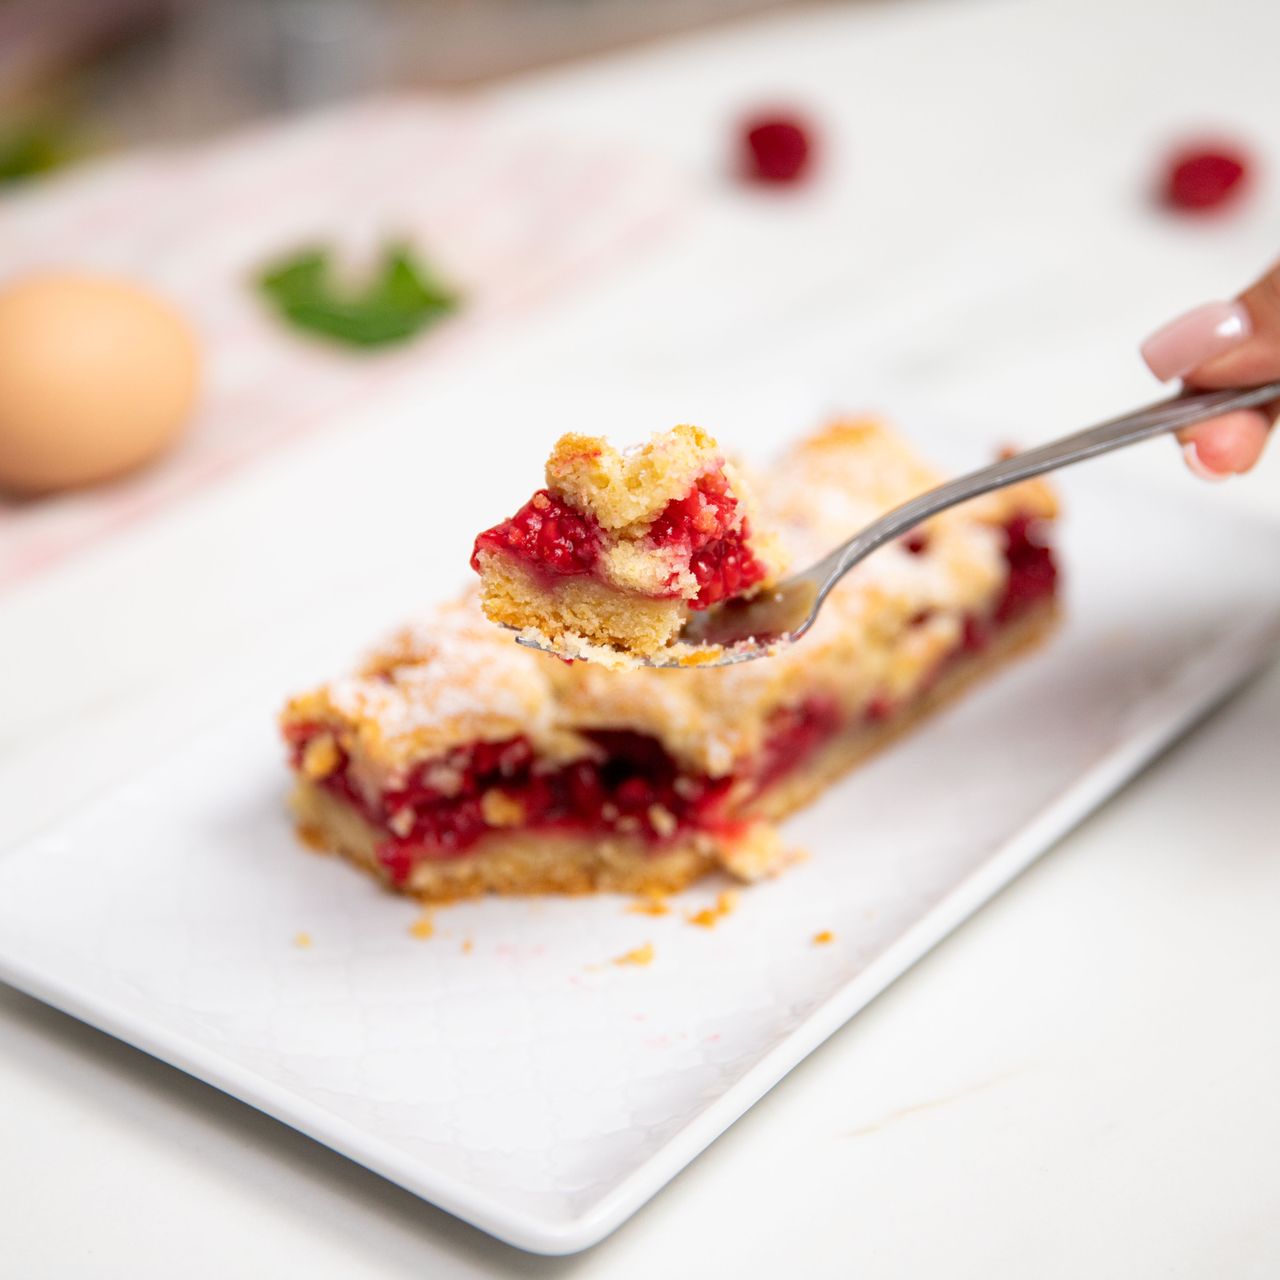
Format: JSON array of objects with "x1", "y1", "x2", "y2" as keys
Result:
[
  {"x1": 687, "y1": 889, "x2": 739, "y2": 928},
  {"x1": 627, "y1": 895, "x2": 670, "y2": 916}
]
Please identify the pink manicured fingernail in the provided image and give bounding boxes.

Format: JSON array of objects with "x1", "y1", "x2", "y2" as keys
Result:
[
  {"x1": 1141, "y1": 300, "x2": 1251, "y2": 381},
  {"x1": 1182, "y1": 440, "x2": 1228, "y2": 482}
]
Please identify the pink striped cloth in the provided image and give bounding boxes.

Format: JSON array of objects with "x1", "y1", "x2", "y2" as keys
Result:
[{"x1": 0, "y1": 97, "x2": 689, "y2": 589}]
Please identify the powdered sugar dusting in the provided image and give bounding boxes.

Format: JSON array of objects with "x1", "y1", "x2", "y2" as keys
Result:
[
  {"x1": 329, "y1": 658, "x2": 536, "y2": 740},
  {"x1": 311, "y1": 595, "x2": 558, "y2": 763}
]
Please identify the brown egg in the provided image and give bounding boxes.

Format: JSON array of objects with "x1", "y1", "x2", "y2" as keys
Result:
[{"x1": 0, "y1": 272, "x2": 200, "y2": 496}]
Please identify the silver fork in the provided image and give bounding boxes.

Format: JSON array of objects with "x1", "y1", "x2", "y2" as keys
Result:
[{"x1": 518, "y1": 382, "x2": 1280, "y2": 669}]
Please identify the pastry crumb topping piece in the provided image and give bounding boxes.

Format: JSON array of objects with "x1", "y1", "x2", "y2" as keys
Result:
[
  {"x1": 300, "y1": 734, "x2": 340, "y2": 780},
  {"x1": 480, "y1": 789, "x2": 526, "y2": 828}
]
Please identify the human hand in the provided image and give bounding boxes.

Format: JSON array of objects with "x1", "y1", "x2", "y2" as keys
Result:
[{"x1": 1141, "y1": 261, "x2": 1280, "y2": 479}]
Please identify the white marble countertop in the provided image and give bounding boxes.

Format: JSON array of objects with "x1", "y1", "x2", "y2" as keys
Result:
[{"x1": 3, "y1": 0, "x2": 1279, "y2": 1274}]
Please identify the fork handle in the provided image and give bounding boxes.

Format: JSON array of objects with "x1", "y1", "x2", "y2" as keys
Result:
[{"x1": 818, "y1": 382, "x2": 1280, "y2": 592}]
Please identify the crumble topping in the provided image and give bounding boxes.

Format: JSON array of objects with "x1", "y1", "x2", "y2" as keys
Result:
[
  {"x1": 283, "y1": 595, "x2": 577, "y2": 775},
  {"x1": 547, "y1": 424, "x2": 722, "y2": 530}
]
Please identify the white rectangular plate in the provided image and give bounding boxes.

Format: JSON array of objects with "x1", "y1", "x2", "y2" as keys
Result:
[{"x1": 1, "y1": 428, "x2": 1277, "y2": 1254}]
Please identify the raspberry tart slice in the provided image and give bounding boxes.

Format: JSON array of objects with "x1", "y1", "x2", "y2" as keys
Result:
[
  {"x1": 282, "y1": 419, "x2": 1060, "y2": 903},
  {"x1": 470, "y1": 424, "x2": 786, "y2": 665}
]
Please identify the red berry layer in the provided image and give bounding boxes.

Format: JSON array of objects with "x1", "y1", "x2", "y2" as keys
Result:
[
  {"x1": 471, "y1": 489, "x2": 604, "y2": 577},
  {"x1": 646, "y1": 471, "x2": 771, "y2": 607}
]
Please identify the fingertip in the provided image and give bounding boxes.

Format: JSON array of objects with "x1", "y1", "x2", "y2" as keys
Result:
[
  {"x1": 1180, "y1": 409, "x2": 1271, "y2": 476},
  {"x1": 1181, "y1": 439, "x2": 1227, "y2": 482}
]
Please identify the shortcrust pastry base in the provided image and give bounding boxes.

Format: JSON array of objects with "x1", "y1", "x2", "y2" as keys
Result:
[
  {"x1": 290, "y1": 783, "x2": 721, "y2": 900},
  {"x1": 290, "y1": 600, "x2": 1057, "y2": 903},
  {"x1": 476, "y1": 551, "x2": 687, "y2": 665}
]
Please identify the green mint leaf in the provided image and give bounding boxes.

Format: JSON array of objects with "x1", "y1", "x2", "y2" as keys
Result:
[
  {"x1": 256, "y1": 242, "x2": 461, "y2": 349},
  {"x1": 0, "y1": 119, "x2": 80, "y2": 185}
]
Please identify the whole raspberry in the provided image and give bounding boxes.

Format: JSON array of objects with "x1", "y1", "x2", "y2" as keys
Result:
[
  {"x1": 1163, "y1": 144, "x2": 1250, "y2": 213},
  {"x1": 741, "y1": 114, "x2": 814, "y2": 185}
]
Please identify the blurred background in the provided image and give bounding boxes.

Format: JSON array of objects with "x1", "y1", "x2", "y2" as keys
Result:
[{"x1": 1, "y1": 0, "x2": 812, "y2": 147}]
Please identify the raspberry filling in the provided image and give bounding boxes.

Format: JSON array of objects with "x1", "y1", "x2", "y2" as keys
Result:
[
  {"x1": 290, "y1": 701, "x2": 847, "y2": 884},
  {"x1": 994, "y1": 514, "x2": 1057, "y2": 622},
  {"x1": 298, "y1": 517, "x2": 1056, "y2": 883},
  {"x1": 472, "y1": 471, "x2": 771, "y2": 608},
  {"x1": 646, "y1": 471, "x2": 770, "y2": 607},
  {"x1": 471, "y1": 489, "x2": 604, "y2": 578},
  {"x1": 289, "y1": 727, "x2": 738, "y2": 883}
]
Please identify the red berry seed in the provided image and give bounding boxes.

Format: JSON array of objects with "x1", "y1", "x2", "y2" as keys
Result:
[
  {"x1": 742, "y1": 115, "x2": 813, "y2": 185},
  {"x1": 1163, "y1": 144, "x2": 1250, "y2": 213}
]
